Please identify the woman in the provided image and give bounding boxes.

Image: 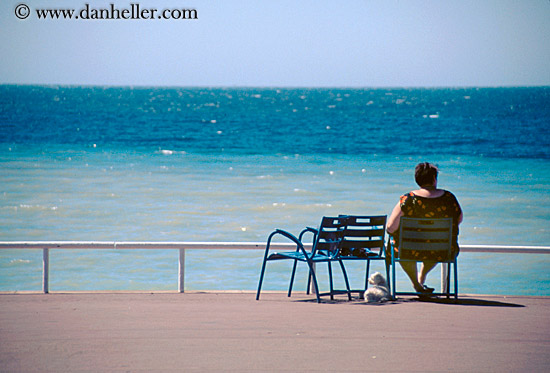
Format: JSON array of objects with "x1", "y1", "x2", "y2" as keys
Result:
[{"x1": 386, "y1": 162, "x2": 463, "y2": 293}]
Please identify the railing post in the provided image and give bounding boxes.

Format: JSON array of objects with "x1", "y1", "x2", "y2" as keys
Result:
[
  {"x1": 178, "y1": 248, "x2": 185, "y2": 293},
  {"x1": 43, "y1": 248, "x2": 49, "y2": 294},
  {"x1": 441, "y1": 264, "x2": 448, "y2": 293}
]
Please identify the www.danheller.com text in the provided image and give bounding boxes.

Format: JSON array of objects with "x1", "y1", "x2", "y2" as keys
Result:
[{"x1": 21, "y1": 3, "x2": 198, "y2": 20}]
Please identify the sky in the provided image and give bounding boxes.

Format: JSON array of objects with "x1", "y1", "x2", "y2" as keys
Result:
[{"x1": 1, "y1": 0, "x2": 549, "y2": 87}]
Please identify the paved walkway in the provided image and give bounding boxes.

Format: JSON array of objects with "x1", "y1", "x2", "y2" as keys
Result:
[{"x1": 1, "y1": 292, "x2": 549, "y2": 372}]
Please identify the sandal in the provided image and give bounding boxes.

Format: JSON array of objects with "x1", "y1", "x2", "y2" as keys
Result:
[
  {"x1": 422, "y1": 285, "x2": 435, "y2": 293},
  {"x1": 415, "y1": 284, "x2": 434, "y2": 294}
]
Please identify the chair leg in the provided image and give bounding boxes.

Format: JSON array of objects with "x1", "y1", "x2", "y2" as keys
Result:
[
  {"x1": 446, "y1": 262, "x2": 451, "y2": 299},
  {"x1": 328, "y1": 262, "x2": 334, "y2": 300},
  {"x1": 256, "y1": 258, "x2": 268, "y2": 301},
  {"x1": 288, "y1": 259, "x2": 299, "y2": 297},
  {"x1": 385, "y1": 261, "x2": 392, "y2": 298},
  {"x1": 364, "y1": 260, "x2": 371, "y2": 294},
  {"x1": 391, "y1": 258, "x2": 396, "y2": 300},
  {"x1": 307, "y1": 261, "x2": 322, "y2": 303},
  {"x1": 338, "y1": 260, "x2": 352, "y2": 301}
]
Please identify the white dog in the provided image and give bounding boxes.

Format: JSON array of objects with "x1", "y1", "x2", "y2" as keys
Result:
[{"x1": 364, "y1": 272, "x2": 390, "y2": 303}]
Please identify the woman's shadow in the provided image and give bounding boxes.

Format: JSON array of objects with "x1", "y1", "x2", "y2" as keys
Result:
[{"x1": 413, "y1": 296, "x2": 525, "y2": 307}]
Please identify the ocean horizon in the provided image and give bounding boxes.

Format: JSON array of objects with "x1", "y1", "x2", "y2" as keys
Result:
[{"x1": 1, "y1": 85, "x2": 549, "y2": 295}]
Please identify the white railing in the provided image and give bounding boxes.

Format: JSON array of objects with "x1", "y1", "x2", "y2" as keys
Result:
[{"x1": 1, "y1": 242, "x2": 549, "y2": 293}]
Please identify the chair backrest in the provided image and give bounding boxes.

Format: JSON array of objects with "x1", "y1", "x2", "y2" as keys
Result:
[
  {"x1": 313, "y1": 216, "x2": 345, "y2": 256},
  {"x1": 339, "y1": 215, "x2": 387, "y2": 255},
  {"x1": 397, "y1": 217, "x2": 453, "y2": 260}
]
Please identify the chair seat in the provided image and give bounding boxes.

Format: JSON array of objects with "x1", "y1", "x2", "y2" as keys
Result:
[{"x1": 340, "y1": 250, "x2": 383, "y2": 259}]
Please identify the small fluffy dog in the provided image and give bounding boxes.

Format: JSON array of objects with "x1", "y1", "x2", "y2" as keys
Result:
[{"x1": 364, "y1": 272, "x2": 390, "y2": 303}]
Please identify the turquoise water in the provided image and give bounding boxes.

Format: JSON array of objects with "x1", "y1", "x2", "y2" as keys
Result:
[{"x1": 0, "y1": 86, "x2": 549, "y2": 295}]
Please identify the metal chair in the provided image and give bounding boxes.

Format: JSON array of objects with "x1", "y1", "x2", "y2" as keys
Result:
[
  {"x1": 256, "y1": 216, "x2": 352, "y2": 303},
  {"x1": 337, "y1": 215, "x2": 389, "y2": 297},
  {"x1": 302, "y1": 215, "x2": 389, "y2": 299},
  {"x1": 391, "y1": 217, "x2": 458, "y2": 299}
]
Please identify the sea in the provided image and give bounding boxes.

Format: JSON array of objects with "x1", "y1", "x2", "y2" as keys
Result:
[{"x1": 1, "y1": 85, "x2": 549, "y2": 296}]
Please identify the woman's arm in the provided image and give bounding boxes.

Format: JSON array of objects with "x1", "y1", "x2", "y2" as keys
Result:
[{"x1": 386, "y1": 201, "x2": 403, "y2": 234}]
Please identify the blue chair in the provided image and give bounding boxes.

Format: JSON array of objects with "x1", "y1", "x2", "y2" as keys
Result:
[
  {"x1": 337, "y1": 215, "x2": 389, "y2": 297},
  {"x1": 256, "y1": 216, "x2": 352, "y2": 303},
  {"x1": 390, "y1": 217, "x2": 458, "y2": 299}
]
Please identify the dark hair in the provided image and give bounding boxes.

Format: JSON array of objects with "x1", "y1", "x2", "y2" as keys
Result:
[{"x1": 415, "y1": 162, "x2": 439, "y2": 187}]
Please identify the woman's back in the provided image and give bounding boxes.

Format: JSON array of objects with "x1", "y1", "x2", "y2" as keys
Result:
[
  {"x1": 400, "y1": 190, "x2": 461, "y2": 220},
  {"x1": 396, "y1": 190, "x2": 462, "y2": 257}
]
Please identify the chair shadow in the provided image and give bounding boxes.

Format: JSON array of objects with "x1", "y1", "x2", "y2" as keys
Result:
[
  {"x1": 295, "y1": 296, "x2": 525, "y2": 308},
  {"x1": 295, "y1": 297, "x2": 360, "y2": 304}
]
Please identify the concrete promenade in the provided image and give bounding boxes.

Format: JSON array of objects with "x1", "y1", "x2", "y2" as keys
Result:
[{"x1": 1, "y1": 292, "x2": 549, "y2": 372}]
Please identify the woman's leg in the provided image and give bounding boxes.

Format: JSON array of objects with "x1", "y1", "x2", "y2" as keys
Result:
[
  {"x1": 419, "y1": 261, "x2": 438, "y2": 285},
  {"x1": 399, "y1": 261, "x2": 424, "y2": 291}
]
